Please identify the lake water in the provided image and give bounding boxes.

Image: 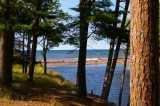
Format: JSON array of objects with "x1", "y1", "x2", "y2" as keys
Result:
[
  {"x1": 36, "y1": 49, "x2": 126, "y2": 59},
  {"x1": 48, "y1": 64, "x2": 130, "y2": 106}
]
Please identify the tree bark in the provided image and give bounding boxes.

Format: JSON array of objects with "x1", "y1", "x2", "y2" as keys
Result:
[
  {"x1": 27, "y1": 0, "x2": 40, "y2": 82},
  {"x1": 101, "y1": 0, "x2": 129, "y2": 100},
  {"x1": 0, "y1": 0, "x2": 14, "y2": 88},
  {"x1": 22, "y1": 33, "x2": 25, "y2": 73},
  {"x1": 43, "y1": 39, "x2": 47, "y2": 75},
  {"x1": 101, "y1": 0, "x2": 120, "y2": 100},
  {"x1": 130, "y1": 0, "x2": 159, "y2": 105},
  {"x1": 118, "y1": 40, "x2": 129, "y2": 106},
  {"x1": 25, "y1": 34, "x2": 31, "y2": 73},
  {"x1": 76, "y1": 0, "x2": 92, "y2": 98},
  {"x1": 101, "y1": 38, "x2": 115, "y2": 98}
]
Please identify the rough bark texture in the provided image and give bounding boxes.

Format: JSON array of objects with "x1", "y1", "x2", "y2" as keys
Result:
[
  {"x1": 118, "y1": 40, "x2": 129, "y2": 106},
  {"x1": 130, "y1": 0, "x2": 159, "y2": 105},
  {"x1": 101, "y1": 0, "x2": 120, "y2": 99},
  {"x1": 0, "y1": 0, "x2": 14, "y2": 88},
  {"x1": 27, "y1": 0, "x2": 40, "y2": 82},
  {"x1": 76, "y1": 0, "x2": 91, "y2": 98}
]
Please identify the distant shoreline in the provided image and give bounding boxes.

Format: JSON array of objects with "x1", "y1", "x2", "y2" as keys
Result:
[{"x1": 37, "y1": 58, "x2": 130, "y2": 66}]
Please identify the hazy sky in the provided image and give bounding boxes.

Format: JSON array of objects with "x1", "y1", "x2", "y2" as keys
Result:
[{"x1": 38, "y1": 0, "x2": 125, "y2": 50}]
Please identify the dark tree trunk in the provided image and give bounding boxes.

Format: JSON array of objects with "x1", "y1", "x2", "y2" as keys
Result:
[
  {"x1": 118, "y1": 40, "x2": 129, "y2": 106},
  {"x1": 0, "y1": 0, "x2": 14, "y2": 88},
  {"x1": 27, "y1": 35, "x2": 38, "y2": 82},
  {"x1": 101, "y1": 39, "x2": 115, "y2": 98},
  {"x1": 43, "y1": 39, "x2": 47, "y2": 75},
  {"x1": 130, "y1": 0, "x2": 159, "y2": 105},
  {"x1": 25, "y1": 35, "x2": 31, "y2": 73},
  {"x1": 22, "y1": 33, "x2": 25, "y2": 73},
  {"x1": 0, "y1": 30, "x2": 14, "y2": 88},
  {"x1": 76, "y1": 0, "x2": 92, "y2": 98},
  {"x1": 101, "y1": 0, "x2": 129, "y2": 100},
  {"x1": 101, "y1": 0, "x2": 120, "y2": 100},
  {"x1": 43, "y1": 50, "x2": 47, "y2": 75},
  {"x1": 27, "y1": 0, "x2": 40, "y2": 82}
]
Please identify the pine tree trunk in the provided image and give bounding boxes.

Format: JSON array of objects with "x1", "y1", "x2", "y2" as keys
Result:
[
  {"x1": 101, "y1": 0, "x2": 120, "y2": 100},
  {"x1": 25, "y1": 35, "x2": 31, "y2": 73},
  {"x1": 118, "y1": 41, "x2": 129, "y2": 106},
  {"x1": 0, "y1": 0, "x2": 14, "y2": 88},
  {"x1": 105, "y1": 38, "x2": 121, "y2": 100},
  {"x1": 27, "y1": 35, "x2": 38, "y2": 82},
  {"x1": 130, "y1": 0, "x2": 159, "y2": 105},
  {"x1": 76, "y1": 0, "x2": 91, "y2": 98},
  {"x1": 22, "y1": 33, "x2": 25, "y2": 73},
  {"x1": 101, "y1": 39, "x2": 115, "y2": 98},
  {"x1": 43, "y1": 50, "x2": 47, "y2": 75},
  {"x1": 0, "y1": 30, "x2": 14, "y2": 88},
  {"x1": 27, "y1": 0, "x2": 40, "y2": 82},
  {"x1": 102, "y1": 0, "x2": 129, "y2": 100}
]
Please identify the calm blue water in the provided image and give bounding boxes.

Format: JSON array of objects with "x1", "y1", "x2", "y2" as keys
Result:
[
  {"x1": 48, "y1": 65, "x2": 130, "y2": 106},
  {"x1": 36, "y1": 49, "x2": 126, "y2": 59}
]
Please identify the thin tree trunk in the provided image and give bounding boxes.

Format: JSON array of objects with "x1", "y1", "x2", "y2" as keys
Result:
[
  {"x1": 102, "y1": 0, "x2": 129, "y2": 100},
  {"x1": 25, "y1": 35, "x2": 31, "y2": 73},
  {"x1": 22, "y1": 33, "x2": 25, "y2": 73},
  {"x1": 0, "y1": 0, "x2": 14, "y2": 88},
  {"x1": 130, "y1": 0, "x2": 159, "y2": 105},
  {"x1": 27, "y1": 0, "x2": 40, "y2": 82},
  {"x1": 101, "y1": 0, "x2": 120, "y2": 100},
  {"x1": 127, "y1": 94, "x2": 130, "y2": 106},
  {"x1": 101, "y1": 39, "x2": 115, "y2": 98},
  {"x1": 43, "y1": 39, "x2": 47, "y2": 75},
  {"x1": 27, "y1": 35, "x2": 38, "y2": 82},
  {"x1": 118, "y1": 40, "x2": 129, "y2": 106},
  {"x1": 43, "y1": 50, "x2": 47, "y2": 75},
  {"x1": 76, "y1": 0, "x2": 92, "y2": 98}
]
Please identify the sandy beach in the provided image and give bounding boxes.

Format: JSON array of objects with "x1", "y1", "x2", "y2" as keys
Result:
[{"x1": 37, "y1": 58, "x2": 130, "y2": 66}]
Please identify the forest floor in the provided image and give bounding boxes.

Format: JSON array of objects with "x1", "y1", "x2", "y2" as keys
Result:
[{"x1": 0, "y1": 64, "x2": 116, "y2": 106}]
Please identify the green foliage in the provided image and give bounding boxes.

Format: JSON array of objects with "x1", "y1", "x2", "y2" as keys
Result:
[{"x1": 12, "y1": 64, "x2": 75, "y2": 90}]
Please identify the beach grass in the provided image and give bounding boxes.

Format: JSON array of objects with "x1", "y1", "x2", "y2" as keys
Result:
[
  {"x1": 0, "y1": 64, "x2": 76, "y2": 100},
  {"x1": 12, "y1": 64, "x2": 75, "y2": 89}
]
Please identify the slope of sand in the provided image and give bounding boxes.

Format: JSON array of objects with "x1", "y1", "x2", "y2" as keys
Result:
[{"x1": 37, "y1": 58, "x2": 130, "y2": 66}]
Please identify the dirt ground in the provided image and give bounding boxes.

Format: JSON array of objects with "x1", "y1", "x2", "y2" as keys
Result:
[{"x1": 0, "y1": 87, "x2": 116, "y2": 106}]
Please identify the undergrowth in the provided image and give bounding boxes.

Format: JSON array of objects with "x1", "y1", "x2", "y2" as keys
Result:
[{"x1": 1, "y1": 64, "x2": 75, "y2": 99}]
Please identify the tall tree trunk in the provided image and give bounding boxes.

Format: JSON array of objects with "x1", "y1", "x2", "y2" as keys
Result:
[
  {"x1": 0, "y1": 0, "x2": 14, "y2": 88},
  {"x1": 118, "y1": 40, "x2": 129, "y2": 106},
  {"x1": 43, "y1": 39, "x2": 47, "y2": 75},
  {"x1": 43, "y1": 50, "x2": 47, "y2": 75},
  {"x1": 102, "y1": 0, "x2": 129, "y2": 100},
  {"x1": 76, "y1": 0, "x2": 91, "y2": 98},
  {"x1": 27, "y1": 0, "x2": 40, "y2": 82},
  {"x1": 25, "y1": 35, "x2": 31, "y2": 73},
  {"x1": 101, "y1": 38, "x2": 115, "y2": 98},
  {"x1": 101, "y1": 0, "x2": 120, "y2": 100},
  {"x1": 130, "y1": 0, "x2": 159, "y2": 105},
  {"x1": 22, "y1": 33, "x2": 25, "y2": 73},
  {"x1": 0, "y1": 30, "x2": 14, "y2": 88}
]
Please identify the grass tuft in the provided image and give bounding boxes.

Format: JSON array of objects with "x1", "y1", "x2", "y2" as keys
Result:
[{"x1": 12, "y1": 64, "x2": 75, "y2": 92}]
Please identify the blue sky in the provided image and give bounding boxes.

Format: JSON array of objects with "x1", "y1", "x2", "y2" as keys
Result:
[{"x1": 38, "y1": 0, "x2": 125, "y2": 50}]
